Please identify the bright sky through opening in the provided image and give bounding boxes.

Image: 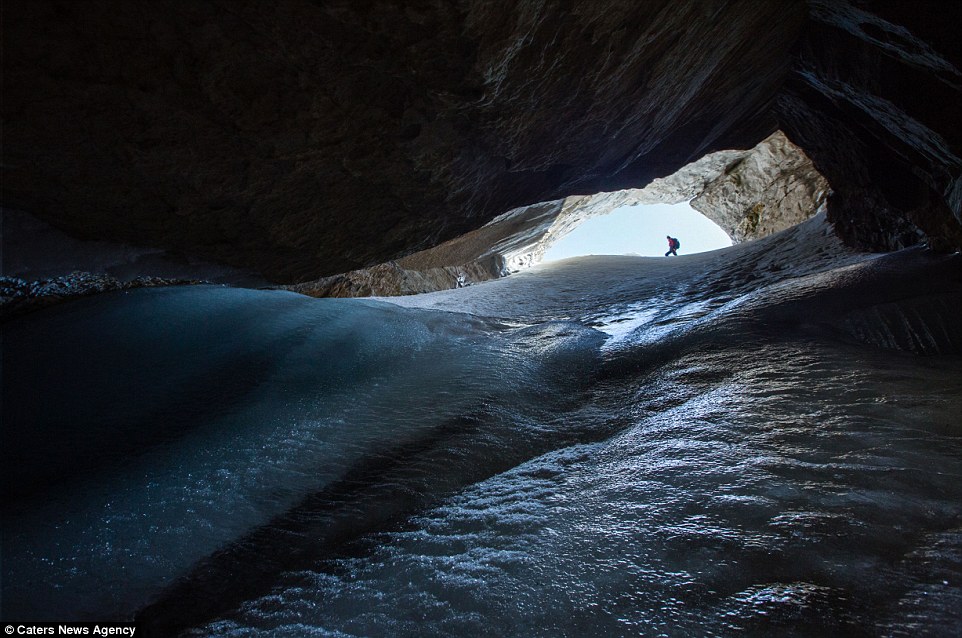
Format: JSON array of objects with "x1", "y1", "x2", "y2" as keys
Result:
[{"x1": 543, "y1": 201, "x2": 733, "y2": 261}]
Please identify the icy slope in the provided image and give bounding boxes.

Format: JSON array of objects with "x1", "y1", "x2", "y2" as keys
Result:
[
  {"x1": 2, "y1": 214, "x2": 960, "y2": 636},
  {"x1": 385, "y1": 213, "x2": 960, "y2": 356},
  {"x1": 3, "y1": 287, "x2": 603, "y2": 621}
]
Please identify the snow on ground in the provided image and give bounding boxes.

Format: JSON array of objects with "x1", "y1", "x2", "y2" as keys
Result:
[{"x1": 380, "y1": 213, "x2": 870, "y2": 326}]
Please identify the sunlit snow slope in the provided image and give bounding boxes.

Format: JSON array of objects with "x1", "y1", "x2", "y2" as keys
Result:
[{"x1": 2, "y1": 214, "x2": 960, "y2": 637}]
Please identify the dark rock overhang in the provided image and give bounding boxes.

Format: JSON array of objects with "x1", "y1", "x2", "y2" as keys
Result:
[
  {"x1": 775, "y1": 0, "x2": 962, "y2": 253},
  {"x1": 284, "y1": 131, "x2": 830, "y2": 299},
  {"x1": 3, "y1": 1, "x2": 960, "y2": 283}
]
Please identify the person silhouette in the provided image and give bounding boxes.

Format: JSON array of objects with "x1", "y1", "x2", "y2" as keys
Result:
[{"x1": 665, "y1": 235, "x2": 680, "y2": 256}]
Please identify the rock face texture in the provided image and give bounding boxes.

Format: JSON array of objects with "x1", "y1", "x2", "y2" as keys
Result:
[
  {"x1": 532, "y1": 131, "x2": 831, "y2": 258},
  {"x1": 2, "y1": 209, "x2": 268, "y2": 287},
  {"x1": 0, "y1": 273, "x2": 201, "y2": 321},
  {"x1": 3, "y1": 0, "x2": 805, "y2": 282},
  {"x1": 287, "y1": 132, "x2": 828, "y2": 298},
  {"x1": 3, "y1": 1, "x2": 960, "y2": 282},
  {"x1": 690, "y1": 131, "x2": 830, "y2": 243},
  {"x1": 774, "y1": 0, "x2": 962, "y2": 251}
]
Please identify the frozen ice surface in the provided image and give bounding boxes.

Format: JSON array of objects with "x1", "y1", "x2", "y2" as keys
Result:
[{"x1": 3, "y1": 214, "x2": 960, "y2": 636}]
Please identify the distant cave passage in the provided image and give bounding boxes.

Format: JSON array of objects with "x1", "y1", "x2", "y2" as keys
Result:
[
  {"x1": 541, "y1": 201, "x2": 733, "y2": 261},
  {"x1": 285, "y1": 131, "x2": 830, "y2": 298}
]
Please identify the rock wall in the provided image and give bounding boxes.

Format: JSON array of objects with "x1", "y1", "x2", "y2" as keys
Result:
[
  {"x1": 287, "y1": 132, "x2": 828, "y2": 298},
  {"x1": 500, "y1": 132, "x2": 830, "y2": 270},
  {"x1": 3, "y1": 0, "x2": 806, "y2": 282},
  {"x1": 690, "y1": 132, "x2": 830, "y2": 243},
  {"x1": 0, "y1": 273, "x2": 201, "y2": 321},
  {"x1": 775, "y1": 0, "x2": 962, "y2": 252},
  {"x1": 2, "y1": 1, "x2": 959, "y2": 282},
  {"x1": 2, "y1": 209, "x2": 268, "y2": 287}
]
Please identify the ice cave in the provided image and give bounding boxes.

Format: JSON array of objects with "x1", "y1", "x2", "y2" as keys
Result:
[{"x1": 2, "y1": 2, "x2": 960, "y2": 636}]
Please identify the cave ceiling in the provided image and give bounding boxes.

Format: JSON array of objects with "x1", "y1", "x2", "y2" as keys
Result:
[{"x1": 3, "y1": 0, "x2": 960, "y2": 283}]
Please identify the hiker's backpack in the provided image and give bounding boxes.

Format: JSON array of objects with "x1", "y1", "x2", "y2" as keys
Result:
[{"x1": 672, "y1": 237, "x2": 680, "y2": 250}]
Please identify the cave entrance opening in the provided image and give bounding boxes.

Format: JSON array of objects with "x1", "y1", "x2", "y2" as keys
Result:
[{"x1": 541, "y1": 201, "x2": 733, "y2": 262}]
